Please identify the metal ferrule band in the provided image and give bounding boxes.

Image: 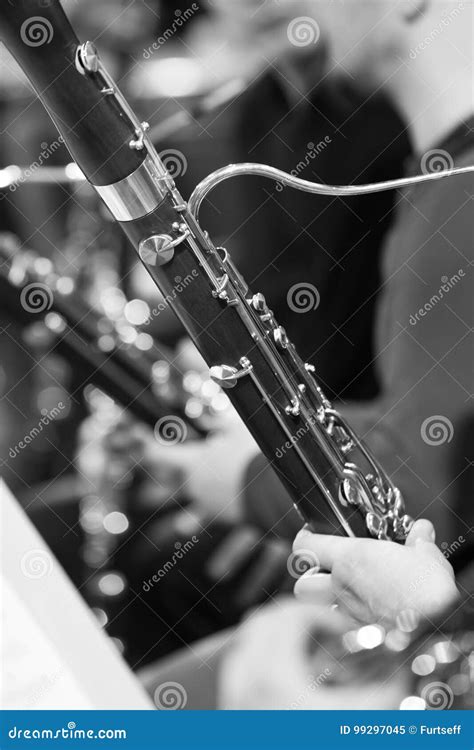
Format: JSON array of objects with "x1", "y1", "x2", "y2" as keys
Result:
[{"x1": 94, "y1": 155, "x2": 171, "y2": 221}]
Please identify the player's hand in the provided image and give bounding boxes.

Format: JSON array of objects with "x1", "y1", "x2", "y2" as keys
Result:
[{"x1": 292, "y1": 520, "x2": 459, "y2": 626}]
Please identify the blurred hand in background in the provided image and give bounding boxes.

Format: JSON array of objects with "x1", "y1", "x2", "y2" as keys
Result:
[
  {"x1": 76, "y1": 373, "x2": 259, "y2": 524},
  {"x1": 219, "y1": 597, "x2": 409, "y2": 709}
]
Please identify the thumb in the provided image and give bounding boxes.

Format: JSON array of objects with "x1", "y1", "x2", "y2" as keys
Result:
[{"x1": 405, "y1": 519, "x2": 436, "y2": 548}]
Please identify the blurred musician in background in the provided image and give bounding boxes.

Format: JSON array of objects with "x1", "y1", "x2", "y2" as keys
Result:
[{"x1": 255, "y1": 0, "x2": 474, "y2": 542}]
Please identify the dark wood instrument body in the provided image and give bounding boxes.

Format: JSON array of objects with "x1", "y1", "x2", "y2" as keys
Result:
[
  {"x1": 120, "y1": 205, "x2": 368, "y2": 537},
  {"x1": 0, "y1": 0, "x2": 142, "y2": 185}
]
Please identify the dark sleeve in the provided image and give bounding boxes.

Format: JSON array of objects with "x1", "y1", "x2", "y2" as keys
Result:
[
  {"x1": 338, "y1": 169, "x2": 474, "y2": 539},
  {"x1": 241, "y1": 168, "x2": 473, "y2": 543}
]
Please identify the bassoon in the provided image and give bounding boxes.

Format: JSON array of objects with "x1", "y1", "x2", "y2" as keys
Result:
[{"x1": 4, "y1": 0, "x2": 470, "y2": 540}]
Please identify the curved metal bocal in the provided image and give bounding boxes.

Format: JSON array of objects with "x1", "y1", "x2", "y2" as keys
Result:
[{"x1": 188, "y1": 162, "x2": 474, "y2": 219}]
